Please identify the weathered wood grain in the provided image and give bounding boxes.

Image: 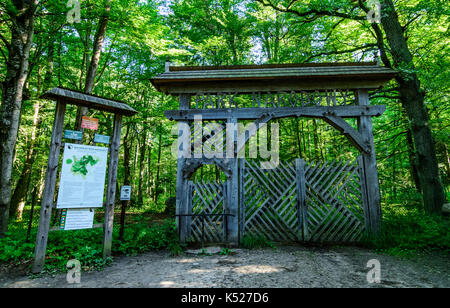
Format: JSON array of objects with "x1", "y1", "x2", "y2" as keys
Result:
[
  {"x1": 357, "y1": 90, "x2": 382, "y2": 235},
  {"x1": 32, "y1": 100, "x2": 66, "y2": 273},
  {"x1": 102, "y1": 113, "x2": 123, "y2": 258}
]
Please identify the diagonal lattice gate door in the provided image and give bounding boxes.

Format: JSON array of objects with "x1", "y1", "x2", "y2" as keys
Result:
[
  {"x1": 186, "y1": 157, "x2": 367, "y2": 244},
  {"x1": 301, "y1": 158, "x2": 366, "y2": 242},
  {"x1": 186, "y1": 181, "x2": 228, "y2": 243},
  {"x1": 241, "y1": 157, "x2": 367, "y2": 243},
  {"x1": 241, "y1": 160, "x2": 301, "y2": 241}
]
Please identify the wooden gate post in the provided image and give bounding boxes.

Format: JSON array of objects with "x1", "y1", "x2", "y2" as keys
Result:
[
  {"x1": 32, "y1": 100, "x2": 66, "y2": 273},
  {"x1": 357, "y1": 89, "x2": 382, "y2": 235},
  {"x1": 238, "y1": 158, "x2": 245, "y2": 243},
  {"x1": 295, "y1": 158, "x2": 308, "y2": 241},
  {"x1": 176, "y1": 94, "x2": 191, "y2": 243},
  {"x1": 228, "y1": 158, "x2": 239, "y2": 246},
  {"x1": 102, "y1": 113, "x2": 123, "y2": 258}
]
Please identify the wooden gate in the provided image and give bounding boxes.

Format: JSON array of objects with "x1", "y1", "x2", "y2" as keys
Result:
[
  {"x1": 187, "y1": 181, "x2": 228, "y2": 243},
  {"x1": 241, "y1": 157, "x2": 366, "y2": 243},
  {"x1": 302, "y1": 158, "x2": 366, "y2": 242},
  {"x1": 241, "y1": 160, "x2": 301, "y2": 241}
]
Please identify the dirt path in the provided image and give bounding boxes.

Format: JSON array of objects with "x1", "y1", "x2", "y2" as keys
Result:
[{"x1": 1, "y1": 245, "x2": 448, "y2": 288}]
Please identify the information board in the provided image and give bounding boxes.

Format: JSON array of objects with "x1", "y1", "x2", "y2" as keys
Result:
[
  {"x1": 57, "y1": 143, "x2": 108, "y2": 209},
  {"x1": 60, "y1": 209, "x2": 95, "y2": 230}
]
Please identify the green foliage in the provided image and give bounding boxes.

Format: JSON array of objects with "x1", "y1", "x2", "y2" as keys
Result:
[
  {"x1": 363, "y1": 204, "x2": 450, "y2": 256},
  {"x1": 241, "y1": 234, "x2": 276, "y2": 250},
  {"x1": 113, "y1": 219, "x2": 182, "y2": 256},
  {"x1": 0, "y1": 219, "x2": 181, "y2": 274}
]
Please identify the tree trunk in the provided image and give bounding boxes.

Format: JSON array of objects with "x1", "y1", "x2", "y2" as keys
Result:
[
  {"x1": 154, "y1": 124, "x2": 163, "y2": 203},
  {"x1": 402, "y1": 108, "x2": 421, "y2": 192},
  {"x1": 147, "y1": 142, "x2": 153, "y2": 195},
  {"x1": 120, "y1": 125, "x2": 131, "y2": 241},
  {"x1": 10, "y1": 39, "x2": 53, "y2": 219},
  {"x1": 0, "y1": 1, "x2": 37, "y2": 237},
  {"x1": 10, "y1": 101, "x2": 41, "y2": 219},
  {"x1": 75, "y1": 0, "x2": 112, "y2": 130},
  {"x1": 138, "y1": 132, "x2": 146, "y2": 206},
  {"x1": 380, "y1": 0, "x2": 445, "y2": 213}
]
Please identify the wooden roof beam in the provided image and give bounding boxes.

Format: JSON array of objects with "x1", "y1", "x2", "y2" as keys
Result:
[{"x1": 164, "y1": 105, "x2": 386, "y2": 121}]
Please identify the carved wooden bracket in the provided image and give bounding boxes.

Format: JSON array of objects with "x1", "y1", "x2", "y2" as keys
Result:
[{"x1": 323, "y1": 115, "x2": 371, "y2": 153}]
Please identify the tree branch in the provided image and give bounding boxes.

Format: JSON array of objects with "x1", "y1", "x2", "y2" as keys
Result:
[
  {"x1": 303, "y1": 44, "x2": 377, "y2": 62},
  {"x1": 256, "y1": 0, "x2": 365, "y2": 22}
]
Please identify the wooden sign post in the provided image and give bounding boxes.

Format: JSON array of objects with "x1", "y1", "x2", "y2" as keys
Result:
[
  {"x1": 119, "y1": 185, "x2": 131, "y2": 241},
  {"x1": 32, "y1": 88, "x2": 136, "y2": 273}
]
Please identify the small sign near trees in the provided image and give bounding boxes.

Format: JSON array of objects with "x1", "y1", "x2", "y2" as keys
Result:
[
  {"x1": 120, "y1": 186, "x2": 132, "y2": 201},
  {"x1": 64, "y1": 130, "x2": 83, "y2": 140},
  {"x1": 94, "y1": 134, "x2": 110, "y2": 144}
]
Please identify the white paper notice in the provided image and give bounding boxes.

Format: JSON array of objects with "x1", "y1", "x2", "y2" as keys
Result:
[
  {"x1": 57, "y1": 143, "x2": 108, "y2": 209},
  {"x1": 62, "y1": 209, "x2": 95, "y2": 231}
]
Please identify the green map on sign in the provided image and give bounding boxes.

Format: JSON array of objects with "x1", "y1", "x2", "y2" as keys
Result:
[{"x1": 66, "y1": 155, "x2": 99, "y2": 177}]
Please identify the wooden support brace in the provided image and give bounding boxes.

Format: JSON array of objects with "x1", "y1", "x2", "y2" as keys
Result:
[{"x1": 323, "y1": 115, "x2": 371, "y2": 154}]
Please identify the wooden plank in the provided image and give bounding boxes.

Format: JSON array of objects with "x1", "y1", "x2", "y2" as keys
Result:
[
  {"x1": 357, "y1": 155, "x2": 371, "y2": 233},
  {"x1": 357, "y1": 90, "x2": 382, "y2": 235},
  {"x1": 186, "y1": 182, "x2": 193, "y2": 239},
  {"x1": 176, "y1": 94, "x2": 191, "y2": 242},
  {"x1": 165, "y1": 105, "x2": 386, "y2": 121},
  {"x1": 102, "y1": 114, "x2": 123, "y2": 258},
  {"x1": 239, "y1": 159, "x2": 245, "y2": 243},
  {"x1": 153, "y1": 79, "x2": 394, "y2": 95},
  {"x1": 42, "y1": 87, "x2": 137, "y2": 116},
  {"x1": 32, "y1": 100, "x2": 66, "y2": 273},
  {"x1": 228, "y1": 157, "x2": 239, "y2": 245},
  {"x1": 296, "y1": 159, "x2": 308, "y2": 241}
]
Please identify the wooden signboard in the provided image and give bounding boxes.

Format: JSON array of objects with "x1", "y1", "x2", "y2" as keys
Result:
[{"x1": 32, "y1": 87, "x2": 137, "y2": 273}]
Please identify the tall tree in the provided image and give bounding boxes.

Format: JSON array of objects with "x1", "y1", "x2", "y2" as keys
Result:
[
  {"x1": 0, "y1": 0, "x2": 39, "y2": 237},
  {"x1": 256, "y1": 0, "x2": 446, "y2": 214}
]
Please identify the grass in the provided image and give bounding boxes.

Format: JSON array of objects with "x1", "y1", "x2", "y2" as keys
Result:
[{"x1": 363, "y1": 203, "x2": 450, "y2": 256}]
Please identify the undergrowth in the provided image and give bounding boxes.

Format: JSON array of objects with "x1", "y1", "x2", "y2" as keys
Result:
[
  {"x1": 0, "y1": 219, "x2": 181, "y2": 275},
  {"x1": 363, "y1": 204, "x2": 450, "y2": 256}
]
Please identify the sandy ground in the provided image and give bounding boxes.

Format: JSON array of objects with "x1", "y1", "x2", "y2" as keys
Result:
[{"x1": 1, "y1": 245, "x2": 448, "y2": 288}]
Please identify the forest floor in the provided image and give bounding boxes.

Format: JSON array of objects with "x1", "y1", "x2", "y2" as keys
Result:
[{"x1": 1, "y1": 245, "x2": 448, "y2": 288}]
